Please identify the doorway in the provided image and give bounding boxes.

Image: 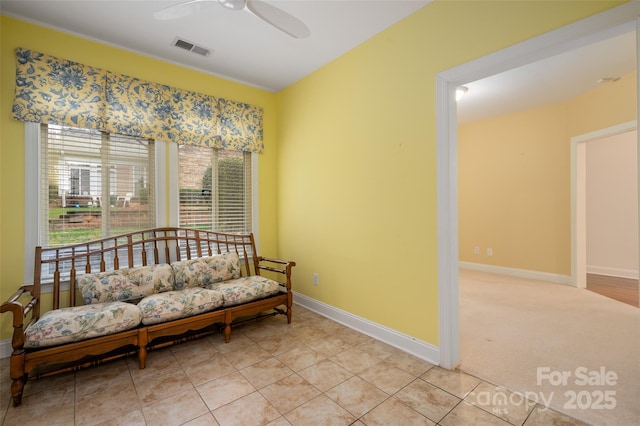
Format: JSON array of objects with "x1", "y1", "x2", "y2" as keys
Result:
[
  {"x1": 435, "y1": 2, "x2": 640, "y2": 370},
  {"x1": 573, "y1": 124, "x2": 639, "y2": 305},
  {"x1": 435, "y1": 6, "x2": 640, "y2": 425}
]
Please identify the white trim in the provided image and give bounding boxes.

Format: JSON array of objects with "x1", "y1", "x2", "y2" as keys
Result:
[
  {"x1": 436, "y1": 76, "x2": 459, "y2": 370},
  {"x1": 24, "y1": 122, "x2": 41, "y2": 285},
  {"x1": 459, "y1": 262, "x2": 572, "y2": 285},
  {"x1": 570, "y1": 120, "x2": 637, "y2": 288},
  {"x1": 155, "y1": 140, "x2": 168, "y2": 227},
  {"x1": 293, "y1": 292, "x2": 440, "y2": 365},
  {"x1": 251, "y1": 152, "x2": 260, "y2": 250},
  {"x1": 586, "y1": 266, "x2": 639, "y2": 280},
  {"x1": 168, "y1": 142, "x2": 179, "y2": 227},
  {"x1": 436, "y1": 2, "x2": 640, "y2": 370}
]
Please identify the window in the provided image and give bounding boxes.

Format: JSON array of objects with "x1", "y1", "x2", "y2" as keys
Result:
[
  {"x1": 24, "y1": 122, "x2": 257, "y2": 284},
  {"x1": 39, "y1": 124, "x2": 155, "y2": 246},
  {"x1": 177, "y1": 144, "x2": 252, "y2": 234}
]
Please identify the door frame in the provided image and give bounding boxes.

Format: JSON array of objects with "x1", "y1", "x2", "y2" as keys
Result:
[
  {"x1": 435, "y1": 3, "x2": 640, "y2": 369},
  {"x1": 571, "y1": 121, "x2": 637, "y2": 289}
]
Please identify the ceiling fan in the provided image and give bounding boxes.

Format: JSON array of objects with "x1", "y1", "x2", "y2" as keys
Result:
[{"x1": 153, "y1": 0, "x2": 310, "y2": 39}]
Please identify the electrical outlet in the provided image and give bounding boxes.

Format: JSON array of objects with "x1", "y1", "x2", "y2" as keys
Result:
[
  {"x1": 487, "y1": 248, "x2": 493, "y2": 256},
  {"x1": 313, "y1": 273, "x2": 319, "y2": 286},
  {"x1": 474, "y1": 246, "x2": 480, "y2": 254}
]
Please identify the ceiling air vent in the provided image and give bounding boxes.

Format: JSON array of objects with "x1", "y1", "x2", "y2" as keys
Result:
[{"x1": 173, "y1": 38, "x2": 212, "y2": 57}]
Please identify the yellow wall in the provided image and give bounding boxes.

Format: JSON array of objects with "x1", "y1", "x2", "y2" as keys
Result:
[
  {"x1": 459, "y1": 72, "x2": 636, "y2": 275},
  {"x1": 0, "y1": 16, "x2": 278, "y2": 339},
  {"x1": 459, "y1": 104, "x2": 571, "y2": 274},
  {"x1": 275, "y1": 1, "x2": 625, "y2": 346}
]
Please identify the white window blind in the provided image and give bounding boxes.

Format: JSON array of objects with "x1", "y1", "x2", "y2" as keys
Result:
[
  {"x1": 40, "y1": 124, "x2": 155, "y2": 246},
  {"x1": 178, "y1": 144, "x2": 252, "y2": 233}
]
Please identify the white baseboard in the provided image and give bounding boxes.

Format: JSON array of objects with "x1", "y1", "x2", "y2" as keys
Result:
[
  {"x1": 587, "y1": 265, "x2": 639, "y2": 280},
  {"x1": 293, "y1": 292, "x2": 440, "y2": 366},
  {"x1": 459, "y1": 261, "x2": 572, "y2": 285},
  {"x1": 1, "y1": 339, "x2": 11, "y2": 359}
]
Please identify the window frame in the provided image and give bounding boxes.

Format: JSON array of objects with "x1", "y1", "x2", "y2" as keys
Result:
[{"x1": 23, "y1": 122, "x2": 259, "y2": 288}]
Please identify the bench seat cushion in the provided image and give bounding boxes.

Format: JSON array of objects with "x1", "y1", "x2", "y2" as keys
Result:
[
  {"x1": 24, "y1": 302, "x2": 142, "y2": 348},
  {"x1": 206, "y1": 276, "x2": 282, "y2": 307},
  {"x1": 137, "y1": 287, "x2": 224, "y2": 325},
  {"x1": 171, "y1": 252, "x2": 241, "y2": 290},
  {"x1": 78, "y1": 264, "x2": 174, "y2": 304}
]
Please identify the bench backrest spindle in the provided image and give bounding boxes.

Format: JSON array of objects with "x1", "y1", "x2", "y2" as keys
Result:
[
  {"x1": 241, "y1": 239, "x2": 250, "y2": 277},
  {"x1": 141, "y1": 239, "x2": 148, "y2": 267},
  {"x1": 164, "y1": 234, "x2": 171, "y2": 264},
  {"x1": 85, "y1": 244, "x2": 92, "y2": 274},
  {"x1": 113, "y1": 238, "x2": 120, "y2": 270},
  {"x1": 127, "y1": 235, "x2": 133, "y2": 268},
  {"x1": 195, "y1": 231, "x2": 202, "y2": 258},
  {"x1": 52, "y1": 252, "x2": 60, "y2": 310},
  {"x1": 69, "y1": 248, "x2": 76, "y2": 307},
  {"x1": 32, "y1": 246, "x2": 43, "y2": 318},
  {"x1": 99, "y1": 242, "x2": 106, "y2": 272}
]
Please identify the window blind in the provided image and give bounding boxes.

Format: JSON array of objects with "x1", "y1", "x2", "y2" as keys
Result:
[
  {"x1": 40, "y1": 124, "x2": 155, "y2": 246},
  {"x1": 178, "y1": 144, "x2": 252, "y2": 234}
]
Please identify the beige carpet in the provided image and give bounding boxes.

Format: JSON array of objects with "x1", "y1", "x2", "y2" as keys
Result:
[{"x1": 459, "y1": 269, "x2": 640, "y2": 426}]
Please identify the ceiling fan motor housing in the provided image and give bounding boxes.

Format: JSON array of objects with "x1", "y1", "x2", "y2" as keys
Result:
[{"x1": 220, "y1": 0, "x2": 246, "y2": 10}]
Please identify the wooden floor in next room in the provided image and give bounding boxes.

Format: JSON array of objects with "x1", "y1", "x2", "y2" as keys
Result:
[{"x1": 586, "y1": 273, "x2": 639, "y2": 307}]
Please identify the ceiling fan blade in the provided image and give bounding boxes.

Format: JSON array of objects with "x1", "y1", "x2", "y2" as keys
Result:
[
  {"x1": 245, "y1": 0, "x2": 310, "y2": 39},
  {"x1": 153, "y1": 0, "x2": 215, "y2": 20}
]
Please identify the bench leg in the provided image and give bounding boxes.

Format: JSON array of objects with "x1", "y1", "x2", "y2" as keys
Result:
[
  {"x1": 10, "y1": 375, "x2": 27, "y2": 407},
  {"x1": 138, "y1": 328, "x2": 148, "y2": 369},
  {"x1": 224, "y1": 310, "x2": 232, "y2": 343},
  {"x1": 224, "y1": 324, "x2": 231, "y2": 343},
  {"x1": 138, "y1": 346, "x2": 147, "y2": 369}
]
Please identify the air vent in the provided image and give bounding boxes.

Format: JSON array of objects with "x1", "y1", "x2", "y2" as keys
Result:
[{"x1": 173, "y1": 38, "x2": 212, "y2": 57}]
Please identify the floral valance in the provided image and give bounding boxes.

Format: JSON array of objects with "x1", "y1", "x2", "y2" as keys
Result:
[{"x1": 12, "y1": 48, "x2": 264, "y2": 153}]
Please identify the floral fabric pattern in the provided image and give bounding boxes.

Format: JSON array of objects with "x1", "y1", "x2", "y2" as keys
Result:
[
  {"x1": 207, "y1": 276, "x2": 282, "y2": 307},
  {"x1": 137, "y1": 287, "x2": 224, "y2": 325},
  {"x1": 171, "y1": 252, "x2": 241, "y2": 290},
  {"x1": 217, "y1": 98, "x2": 264, "y2": 153},
  {"x1": 24, "y1": 302, "x2": 141, "y2": 348},
  {"x1": 105, "y1": 73, "x2": 223, "y2": 147},
  {"x1": 12, "y1": 48, "x2": 264, "y2": 153},
  {"x1": 12, "y1": 48, "x2": 107, "y2": 130},
  {"x1": 78, "y1": 264, "x2": 174, "y2": 304}
]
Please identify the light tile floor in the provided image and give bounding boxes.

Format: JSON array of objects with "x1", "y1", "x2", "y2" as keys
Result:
[{"x1": 1, "y1": 306, "x2": 588, "y2": 425}]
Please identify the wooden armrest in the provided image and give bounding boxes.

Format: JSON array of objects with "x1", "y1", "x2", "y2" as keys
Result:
[
  {"x1": 1, "y1": 285, "x2": 38, "y2": 351},
  {"x1": 257, "y1": 257, "x2": 296, "y2": 292},
  {"x1": 257, "y1": 258, "x2": 296, "y2": 275},
  {"x1": 258, "y1": 256, "x2": 291, "y2": 265},
  {"x1": 1, "y1": 285, "x2": 34, "y2": 323},
  {"x1": 2, "y1": 285, "x2": 34, "y2": 303}
]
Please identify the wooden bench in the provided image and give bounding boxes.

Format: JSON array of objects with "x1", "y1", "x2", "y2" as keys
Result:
[{"x1": 1, "y1": 227, "x2": 295, "y2": 407}]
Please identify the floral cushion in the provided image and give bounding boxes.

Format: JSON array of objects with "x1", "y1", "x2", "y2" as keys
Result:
[
  {"x1": 24, "y1": 302, "x2": 142, "y2": 348},
  {"x1": 206, "y1": 276, "x2": 282, "y2": 307},
  {"x1": 78, "y1": 264, "x2": 174, "y2": 304},
  {"x1": 137, "y1": 287, "x2": 225, "y2": 325},
  {"x1": 171, "y1": 252, "x2": 241, "y2": 290}
]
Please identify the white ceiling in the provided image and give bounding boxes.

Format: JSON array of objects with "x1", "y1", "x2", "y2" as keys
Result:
[
  {"x1": 0, "y1": 0, "x2": 431, "y2": 91},
  {"x1": 457, "y1": 26, "x2": 637, "y2": 124},
  {"x1": 1, "y1": 0, "x2": 636, "y2": 124}
]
